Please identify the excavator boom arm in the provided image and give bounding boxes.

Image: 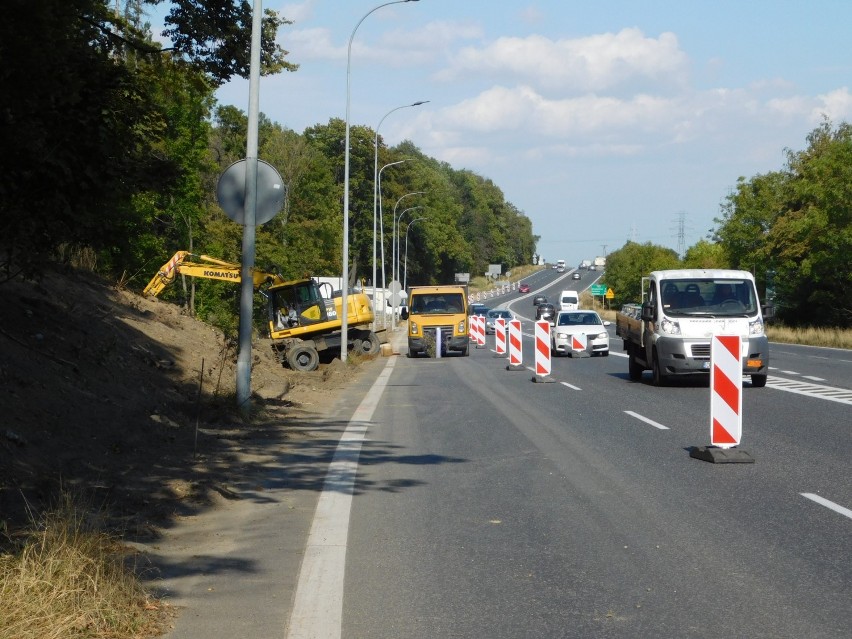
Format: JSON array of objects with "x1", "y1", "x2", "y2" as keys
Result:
[{"x1": 143, "y1": 251, "x2": 283, "y2": 296}]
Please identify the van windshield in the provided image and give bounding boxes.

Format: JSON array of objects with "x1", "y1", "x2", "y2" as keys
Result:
[
  {"x1": 410, "y1": 293, "x2": 465, "y2": 314},
  {"x1": 659, "y1": 278, "x2": 759, "y2": 317}
]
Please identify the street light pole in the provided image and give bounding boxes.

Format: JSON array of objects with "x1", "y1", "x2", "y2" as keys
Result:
[
  {"x1": 391, "y1": 191, "x2": 425, "y2": 293},
  {"x1": 342, "y1": 0, "x2": 419, "y2": 363},
  {"x1": 373, "y1": 102, "x2": 428, "y2": 324},
  {"x1": 404, "y1": 216, "x2": 427, "y2": 290},
  {"x1": 376, "y1": 159, "x2": 411, "y2": 327},
  {"x1": 393, "y1": 205, "x2": 422, "y2": 326}
]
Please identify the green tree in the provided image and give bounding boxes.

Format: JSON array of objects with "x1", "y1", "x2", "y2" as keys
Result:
[
  {"x1": 682, "y1": 239, "x2": 728, "y2": 269},
  {"x1": 768, "y1": 120, "x2": 852, "y2": 326},
  {"x1": 605, "y1": 241, "x2": 680, "y2": 305}
]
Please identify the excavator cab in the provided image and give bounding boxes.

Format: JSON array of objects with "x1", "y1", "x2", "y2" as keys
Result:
[{"x1": 268, "y1": 280, "x2": 331, "y2": 331}]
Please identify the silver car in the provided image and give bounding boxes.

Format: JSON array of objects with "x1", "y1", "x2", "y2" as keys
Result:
[
  {"x1": 551, "y1": 310, "x2": 610, "y2": 356},
  {"x1": 485, "y1": 309, "x2": 514, "y2": 334}
]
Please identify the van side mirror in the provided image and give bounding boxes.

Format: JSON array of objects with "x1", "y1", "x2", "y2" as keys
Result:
[
  {"x1": 400, "y1": 308, "x2": 409, "y2": 320},
  {"x1": 641, "y1": 301, "x2": 655, "y2": 322}
]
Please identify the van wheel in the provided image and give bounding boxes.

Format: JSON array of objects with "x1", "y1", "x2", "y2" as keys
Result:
[
  {"x1": 751, "y1": 374, "x2": 767, "y2": 388},
  {"x1": 652, "y1": 350, "x2": 668, "y2": 387}
]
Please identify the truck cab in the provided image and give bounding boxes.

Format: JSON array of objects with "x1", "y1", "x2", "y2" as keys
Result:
[
  {"x1": 402, "y1": 286, "x2": 469, "y2": 357},
  {"x1": 616, "y1": 269, "x2": 769, "y2": 386}
]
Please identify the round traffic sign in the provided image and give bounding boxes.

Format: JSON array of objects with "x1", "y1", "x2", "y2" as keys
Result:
[{"x1": 216, "y1": 159, "x2": 286, "y2": 225}]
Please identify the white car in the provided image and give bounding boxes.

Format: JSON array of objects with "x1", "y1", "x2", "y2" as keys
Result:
[
  {"x1": 551, "y1": 310, "x2": 610, "y2": 356},
  {"x1": 484, "y1": 308, "x2": 514, "y2": 334}
]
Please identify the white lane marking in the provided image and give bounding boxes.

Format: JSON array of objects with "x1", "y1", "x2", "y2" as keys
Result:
[
  {"x1": 624, "y1": 410, "x2": 670, "y2": 430},
  {"x1": 286, "y1": 358, "x2": 396, "y2": 639},
  {"x1": 801, "y1": 493, "x2": 852, "y2": 521},
  {"x1": 611, "y1": 351, "x2": 628, "y2": 358},
  {"x1": 802, "y1": 375, "x2": 826, "y2": 382},
  {"x1": 560, "y1": 381, "x2": 582, "y2": 391},
  {"x1": 766, "y1": 377, "x2": 852, "y2": 406}
]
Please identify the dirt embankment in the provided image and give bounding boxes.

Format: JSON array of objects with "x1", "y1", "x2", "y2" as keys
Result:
[{"x1": 0, "y1": 267, "x2": 359, "y2": 540}]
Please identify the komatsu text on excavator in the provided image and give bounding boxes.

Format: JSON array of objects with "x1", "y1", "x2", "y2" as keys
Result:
[{"x1": 143, "y1": 251, "x2": 380, "y2": 372}]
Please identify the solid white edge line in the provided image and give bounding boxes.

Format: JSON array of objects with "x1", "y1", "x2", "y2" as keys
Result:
[
  {"x1": 560, "y1": 381, "x2": 582, "y2": 391},
  {"x1": 800, "y1": 493, "x2": 852, "y2": 521},
  {"x1": 286, "y1": 358, "x2": 397, "y2": 639},
  {"x1": 624, "y1": 410, "x2": 670, "y2": 430}
]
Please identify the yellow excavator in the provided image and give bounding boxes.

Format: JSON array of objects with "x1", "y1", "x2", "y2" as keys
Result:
[{"x1": 143, "y1": 251, "x2": 380, "y2": 372}]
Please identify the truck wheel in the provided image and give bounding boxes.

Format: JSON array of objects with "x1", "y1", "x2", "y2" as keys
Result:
[
  {"x1": 287, "y1": 345, "x2": 319, "y2": 372},
  {"x1": 751, "y1": 374, "x2": 767, "y2": 388},
  {"x1": 651, "y1": 351, "x2": 668, "y2": 387},
  {"x1": 628, "y1": 350, "x2": 643, "y2": 381}
]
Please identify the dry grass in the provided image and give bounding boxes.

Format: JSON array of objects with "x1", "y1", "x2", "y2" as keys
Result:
[
  {"x1": 767, "y1": 324, "x2": 852, "y2": 349},
  {"x1": 0, "y1": 494, "x2": 170, "y2": 639},
  {"x1": 469, "y1": 264, "x2": 544, "y2": 292}
]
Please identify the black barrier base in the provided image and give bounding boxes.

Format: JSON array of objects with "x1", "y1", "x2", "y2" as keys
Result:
[
  {"x1": 506, "y1": 364, "x2": 525, "y2": 371},
  {"x1": 532, "y1": 375, "x2": 556, "y2": 383},
  {"x1": 689, "y1": 446, "x2": 755, "y2": 463}
]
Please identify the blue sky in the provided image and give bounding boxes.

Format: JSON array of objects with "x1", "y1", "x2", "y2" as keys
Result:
[{"x1": 149, "y1": 1, "x2": 852, "y2": 267}]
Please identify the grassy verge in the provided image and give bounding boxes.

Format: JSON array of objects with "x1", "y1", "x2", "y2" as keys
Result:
[
  {"x1": 766, "y1": 324, "x2": 852, "y2": 349},
  {"x1": 468, "y1": 264, "x2": 544, "y2": 292},
  {"x1": 0, "y1": 494, "x2": 169, "y2": 639}
]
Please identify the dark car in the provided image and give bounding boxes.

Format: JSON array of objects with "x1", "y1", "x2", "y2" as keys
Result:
[
  {"x1": 519, "y1": 283, "x2": 531, "y2": 294},
  {"x1": 535, "y1": 302, "x2": 556, "y2": 323},
  {"x1": 533, "y1": 294, "x2": 547, "y2": 306},
  {"x1": 469, "y1": 303, "x2": 490, "y2": 316}
]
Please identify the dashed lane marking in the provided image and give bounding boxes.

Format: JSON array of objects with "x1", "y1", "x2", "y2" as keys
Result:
[
  {"x1": 801, "y1": 493, "x2": 852, "y2": 521},
  {"x1": 624, "y1": 410, "x2": 670, "y2": 430}
]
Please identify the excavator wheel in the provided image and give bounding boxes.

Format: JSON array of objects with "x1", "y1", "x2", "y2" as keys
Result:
[
  {"x1": 287, "y1": 344, "x2": 320, "y2": 372},
  {"x1": 354, "y1": 332, "x2": 381, "y2": 356}
]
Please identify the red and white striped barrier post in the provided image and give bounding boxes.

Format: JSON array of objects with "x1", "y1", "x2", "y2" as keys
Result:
[
  {"x1": 711, "y1": 334, "x2": 742, "y2": 447},
  {"x1": 494, "y1": 318, "x2": 507, "y2": 356},
  {"x1": 507, "y1": 319, "x2": 523, "y2": 370},
  {"x1": 533, "y1": 320, "x2": 555, "y2": 383},
  {"x1": 475, "y1": 315, "x2": 486, "y2": 348},
  {"x1": 690, "y1": 334, "x2": 754, "y2": 463}
]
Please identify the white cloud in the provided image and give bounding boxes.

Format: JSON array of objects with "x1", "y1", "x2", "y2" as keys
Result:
[
  {"x1": 435, "y1": 28, "x2": 689, "y2": 93},
  {"x1": 279, "y1": 0, "x2": 317, "y2": 24},
  {"x1": 812, "y1": 87, "x2": 852, "y2": 122}
]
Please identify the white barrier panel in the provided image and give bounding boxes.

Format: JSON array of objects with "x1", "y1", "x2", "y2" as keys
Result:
[
  {"x1": 508, "y1": 320, "x2": 523, "y2": 366},
  {"x1": 435, "y1": 327, "x2": 442, "y2": 359},
  {"x1": 534, "y1": 320, "x2": 552, "y2": 377},
  {"x1": 494, "y1": 318, "x2": 507, "y2": 355},
  {"x1": 710, "y1": 334, "x2": 742, "y2": 447},
  {"x1": 571, "y1": 333, "x2": 587, "y2": 353}
]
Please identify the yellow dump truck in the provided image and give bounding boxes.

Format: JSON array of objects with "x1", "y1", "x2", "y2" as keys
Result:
[{"x1": 401, "y1": 285, "x2": 469, "y2": 357}]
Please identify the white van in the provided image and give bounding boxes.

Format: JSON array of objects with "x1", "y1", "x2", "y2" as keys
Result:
[{"x1": 559, "y1": 290, "x2": 579, "y2": 311}]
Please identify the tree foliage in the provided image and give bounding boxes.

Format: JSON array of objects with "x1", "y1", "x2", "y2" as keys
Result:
[
  {"x1": 604, "y1": 242, "x2": 680, "y2": 305},
  {"x1": 714, "y1": 120, "x2": 852, "y2": 326}
]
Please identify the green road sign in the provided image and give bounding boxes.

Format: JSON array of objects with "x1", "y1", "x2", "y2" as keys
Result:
[{"x1": 590, "y1": 284, "x2": 607, "y2": 295}]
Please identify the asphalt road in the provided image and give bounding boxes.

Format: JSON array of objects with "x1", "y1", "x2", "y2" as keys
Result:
[
  {"x1": 337, "y1": 270, "x2": 851, "y2": 638},
  {"x1": 157, "y1": 267, "x2": 851, "y2": 639}
]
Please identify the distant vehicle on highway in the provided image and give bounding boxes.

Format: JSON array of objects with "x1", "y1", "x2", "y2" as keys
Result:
[
  {"x1": 533, "y1": 294, "x2": 547, "y2": 306},
  {"x1": 519, "y1": 283, "x2": 531, "y2": 294},
  {"x1": 552, "y1": 310, "x2": 610, "y2": 356},
  {"x1": 572, "y1": 272, "x2": 581, "y2": 280},
  {"x1": 484, "y1": 309, "x2": 514, "y2": 334},
  {"x1": 469, "y1": 303, "x2": 489, "y2": 316},
  {"x1": 535, "y1": 302, "x2": 556, "y2": 324}
]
